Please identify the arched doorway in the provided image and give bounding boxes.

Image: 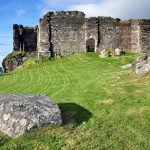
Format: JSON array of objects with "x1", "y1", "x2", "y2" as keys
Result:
[{"x1": 86, "y1": 38, "x2": 95, "y2": 52}]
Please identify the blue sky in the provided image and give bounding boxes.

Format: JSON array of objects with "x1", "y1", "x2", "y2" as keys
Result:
[{"x1": 0, "y1": 0, "x2": 150, "y2": 66}]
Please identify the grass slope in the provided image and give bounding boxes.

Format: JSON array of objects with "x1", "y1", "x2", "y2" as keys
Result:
[{"x1": 0, "y1": 53, "x2": 150, "y2": 150}]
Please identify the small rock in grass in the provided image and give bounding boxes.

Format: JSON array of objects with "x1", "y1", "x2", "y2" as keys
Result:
[
  {"x1": 115, "y1": 48, "x2": 125, "y2": 56},
  {"x1": 122, "y1": 64, "x2": 134, "y2": 69},
  {"x1": 99, "y1": 49, "x2": 110, "y2": 58}
]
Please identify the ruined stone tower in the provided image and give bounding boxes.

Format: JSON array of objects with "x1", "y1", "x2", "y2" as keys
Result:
[
  {"x1": 13, "y1": 11, "x2": 150, "y2": 58},
  {"x1": 37, "y1": 11, "x2": 86, "y2": 58},
  {"x1": 13, "y1": 24, "x2": 38, "y2": 52}
]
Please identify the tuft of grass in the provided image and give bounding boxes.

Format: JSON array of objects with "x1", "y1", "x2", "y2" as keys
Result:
[{"x1": 0, "y1": 52, "x2": 149, "y2": 150}]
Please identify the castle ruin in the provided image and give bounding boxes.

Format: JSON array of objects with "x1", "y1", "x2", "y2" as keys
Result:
[{"x1": 13, "y1": 11, "x2": 150, "y2": 58}]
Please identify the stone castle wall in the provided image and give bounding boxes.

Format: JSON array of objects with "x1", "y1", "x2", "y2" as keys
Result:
[
  {"x1": 13, "y1": 24, "x2": 38, "y2": 52},
  {"x1": 13, "y1": 11, "x2": 150, "y2": 58},
  {"x1": 139, "y1": 20, "x2": 150, "y2": 53},
  {"x1": 85, "y1": 17, "x2": 99, "y2": 52},
  {"x1": 97, "y1": 17, "x2": 121, "y2": 51},
  {"x1": 130, "y1": 20, "x2": 141, "y2": 53},
  {"x1": 119, "y1": 21, "x2": 131, "y2": 51},
  {"x1": 38, "y1": 11, "x2": 86, "y2": 58}
]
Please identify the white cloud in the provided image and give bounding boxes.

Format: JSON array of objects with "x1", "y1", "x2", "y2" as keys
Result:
[
  {"x1": 68, "y1": 0, "x2": 150, "y2": 19},
  {"x1": 44, "y1": 0, "x2": 98, "y2": 7},
  {"x1": 16, "y1": 9, "x2": 26, "y2": 17},
  {"x1": 40, "y1": 0, "x2": 150, "y2": 19}
]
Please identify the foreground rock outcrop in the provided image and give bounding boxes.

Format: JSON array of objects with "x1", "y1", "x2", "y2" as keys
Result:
[
  {"x1": 2, "y1": 52, "x2": 27, "y2": 73},
  {"x1": 0, "y1": 94, "x2": 62, "y2": 137},
  {"x1": 2, "y1": 52, "x2": 36, "y2": 73}
]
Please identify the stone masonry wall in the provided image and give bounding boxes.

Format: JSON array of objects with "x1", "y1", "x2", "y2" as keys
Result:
[
  {"x1": 13, "y1": 11, "x2": 150, "y2": 59},
  {"x1": 119, "y1": 21, "x2": 131, "y2": 51},
  {"x1": 130, "y1": 20, "x2": 141, "y2": 53},
  {"x1": 37, "y1": 14, "x2": 51, "y2": 58},
  {"x1": 139, "y1": 20, "x2": 150, "y2": 53},
  {"x1": 38, "y1": 11, "x2": 86, "y2": 58},
  {"x1": 85, "y1": 17, "x2": 99, "y2": 52},
  {"x1": 98, "y1": 17, "x2": 121, "y2": 51},
  {"x1": 50, "y1": 11, "x2": 86, "y2": 56},
  {"x1": 13, "y1": 24, "x2": 20, "y2": 51},
  {"x1": 13, "y1": 24, "x2": 38, "y2": 53},
  {"x1": 23, "y1": 27, "x2": 38, "y2": 52}
]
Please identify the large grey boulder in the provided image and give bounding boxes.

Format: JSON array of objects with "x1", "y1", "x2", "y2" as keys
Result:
[{"x1": 0, "y1": 94, "x2": 62, "y2": 137}]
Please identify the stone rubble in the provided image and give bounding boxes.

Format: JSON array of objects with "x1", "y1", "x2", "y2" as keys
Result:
[
  {"x1": 121, "y1": 54, "x2": 150, "y2": 74},
  {"x1": 135, "y1": 54, "x2": 150, "y2": 74},
  {"x1": 100, "y1": 48, "x2": 125, "y2": 58},
  {"x1": 99, "y1": 49, "x2": 110, "y2": 58},
  {"x1": 115, "y1": 48, "x2": 124, "y2": 56}
]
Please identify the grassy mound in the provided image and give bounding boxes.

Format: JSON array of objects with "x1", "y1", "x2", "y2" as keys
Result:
[
  {"x1": 3, "y1": 51, "x2": 26, "y2": 62},
  {"x1": 0, "y1": 53, "x2": 149, "y2": 150}
]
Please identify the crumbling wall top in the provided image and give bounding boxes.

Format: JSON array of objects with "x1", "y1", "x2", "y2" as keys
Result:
[
  {"x1": 43, "y1": 11, "x2": 85, "y2": 18},
  {"x1": 98, "y1": 16, "x2": 121, "y2": 24},
  {"x1": 119, "y1": 20, "x2": 131, "y2": 27},
  {"x1": 128, "y1": 19, "x2": 150, "y2": 25},
  {"x1": 138, "y1": 19, "x2": 150, "y2": 25}
]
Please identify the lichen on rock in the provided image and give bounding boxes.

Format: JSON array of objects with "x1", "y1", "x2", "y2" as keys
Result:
[{"x1": 0, "y1": 94, "x2": 62, "y2": 137}]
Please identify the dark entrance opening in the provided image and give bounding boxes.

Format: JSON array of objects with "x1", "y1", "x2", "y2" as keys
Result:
[{"x1": 86, "y1": 38, "x2": 95, "y2": 52}]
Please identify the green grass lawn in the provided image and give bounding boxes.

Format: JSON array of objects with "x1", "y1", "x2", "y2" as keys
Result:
[{"x1": 0, "y1": 53, "x2": 150, "y2": 150}]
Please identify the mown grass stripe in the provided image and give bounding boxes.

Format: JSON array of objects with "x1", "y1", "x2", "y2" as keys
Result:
[{"x1": 0, "y1": 53, "x2": 149, "y2": 150}]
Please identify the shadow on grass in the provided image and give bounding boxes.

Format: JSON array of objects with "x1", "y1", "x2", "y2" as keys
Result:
[{"x1": 58, "y1": 103, "x2": 92, "y2": 126}]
